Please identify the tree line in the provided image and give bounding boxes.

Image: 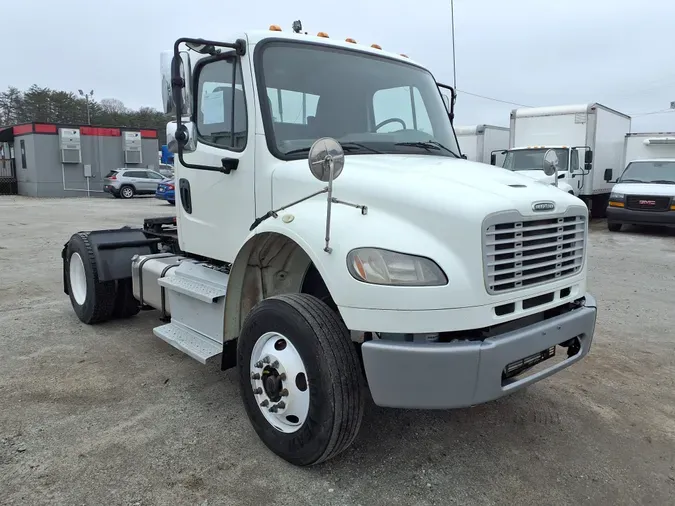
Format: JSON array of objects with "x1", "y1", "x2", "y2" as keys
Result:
[{"x1": 0, "y1": 85, "x2": 172, "y2": 145}]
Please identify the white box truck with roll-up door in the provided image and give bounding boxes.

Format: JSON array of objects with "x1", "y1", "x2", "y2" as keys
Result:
[
  {"x1": 455, "y1": 124, "x2": 509, "y2": 164},
  {"x1": 58, "y1": 24, "x2": 597, "y2": 467},
  {"x1": 490, "y1": 103, "x2": 631, "y2": 218}
]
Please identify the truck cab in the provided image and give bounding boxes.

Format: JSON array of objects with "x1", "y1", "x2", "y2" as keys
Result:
[
  {"x1": 61, "y1": 24, "x2": 597, "y2": 467},
  {"x1": 493, "y1": 145, "x2": 593, "y2": 195}
]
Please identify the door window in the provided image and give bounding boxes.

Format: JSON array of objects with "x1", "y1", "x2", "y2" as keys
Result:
[
  {"x1": 570, "y1": 150, "x2": 580, "y2": 173},
  {"x1": 196, "y1": 56, "x2": 248, "y2": 151}
]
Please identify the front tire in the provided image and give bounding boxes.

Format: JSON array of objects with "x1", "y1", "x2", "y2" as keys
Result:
[
  {"x1": 608, "y1": 222, "x2": 622, "y2": 232},
  {"x1": 65, "y1": 233, "x2": 117, "y2": 324},
  {"x1": 237, "y1": 293, "x2": 364, "y2": 466}
]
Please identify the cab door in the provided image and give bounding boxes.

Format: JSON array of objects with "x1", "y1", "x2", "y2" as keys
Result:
[
  {"x1": 568, "y1": 149, "x2": 582, "y2": 194},
  {"x1": 176, "y1": 46, "x2": 256, "y2": 263}
]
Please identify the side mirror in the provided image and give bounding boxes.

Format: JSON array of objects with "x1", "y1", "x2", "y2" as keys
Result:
[
  {"x1": 308, "y1": 137, "x2": 345, "y2": 182},
  {"x1": 168, "y1": 51, "x2": 192, "y2": 117},
  {"x1": 166, "y1": 121, "x2": 197, "y2": 153},
  {"x1": 604, "y1": 168, "x2": 613, "y2": 182},
  {"x1": 441, "y1": 94, "x2": 450, "y2": 112},
  {"x1": 490, "y1": 153, "x2": 497, "y2": 166},
  {"x1": 543, "y1": 149, "x2": 559, "y2": 185},
  {"x1": 585, "y1": 150, "x2": 593, "y2": 164}
]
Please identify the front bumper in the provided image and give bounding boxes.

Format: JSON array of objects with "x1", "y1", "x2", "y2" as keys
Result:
[
  {"x1": 606, "y1": 207, "x2": 675, "y2": 227},
  {"x1": 361, "y1": 293, "x2": 597, "y2": 409}
]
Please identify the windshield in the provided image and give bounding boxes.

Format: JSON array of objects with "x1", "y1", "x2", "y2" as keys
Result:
[
  {"x1": 619, "y1": 161, "x2": 675, "y2": 183},
  {"x1": 256, "y1": 41, "x2": 460, "y2": 159},
  {"x1": 503, "y1": 148, "x2": 569, "y2": 171}
]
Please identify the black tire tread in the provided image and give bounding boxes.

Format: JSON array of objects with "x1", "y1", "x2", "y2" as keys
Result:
[
  {"x1": 269, "y1": 293, "x2": 364, "y2": 465},
  {"x1": 68, "y1": 232, "x2": 117, "y2": 324}
]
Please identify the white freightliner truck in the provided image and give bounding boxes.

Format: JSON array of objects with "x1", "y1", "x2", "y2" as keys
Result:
[
  {"x1": 490, "y1": 103, "x2": 631, "y2": 217},
  {"x1": 60, "y1": 24, "x2": 597, "y2": 466},
  {"x1": 455, "y1": 124, "x2": 510, "y2": 165}
]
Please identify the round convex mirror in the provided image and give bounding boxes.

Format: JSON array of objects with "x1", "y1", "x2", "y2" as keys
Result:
[
  {"x1": 308, "y1": 138, "x2": 345, "y2": 182},
  {"x1": 543, "y1": 149, "x2": 559, "y2": 177}
]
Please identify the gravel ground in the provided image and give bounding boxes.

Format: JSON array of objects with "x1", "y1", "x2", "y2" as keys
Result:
[{"x1": 1, "y1": 195, "x2": 674, "y2": 506}]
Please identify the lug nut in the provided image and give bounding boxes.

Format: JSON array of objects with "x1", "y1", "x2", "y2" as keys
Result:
[
  {"x1": 269, "y1": 405, "x2": 278, "y2": 413},
  {"x1": 260, "y1": 400, "x2": 269, "y2": 407},
  {"x1": 276, "y1": 401, "x2": 286, "y2": 409},
  {"x1": 262, "y1": 357, "x2": 270, "y2": 364},
  {"x1": 280, "y1": 388, "x2": 289, "y2": 397},
  {"x1": 253, "y1": 387, "x2": 263, "y2": 394},
  {"x1": 271, "y1": 360, "x2": 279, "y2": 368},
  {"x1": 251, "y1": 373, "x2": 260, "y2": 380},
  {"x1": 255, "y1": 361, "x2": 263, "y2": 368},
  {"x1": 279, "y1": 373, "x2": 287, "y2": 381}
]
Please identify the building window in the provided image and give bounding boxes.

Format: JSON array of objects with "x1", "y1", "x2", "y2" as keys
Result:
[{"x1": 20, "y1": 140, "x2": 26, "y2": 169}]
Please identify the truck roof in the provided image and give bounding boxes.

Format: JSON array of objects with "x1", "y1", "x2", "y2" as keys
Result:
[
  {"x1": 245, "y1": 29, "x2": 416, "y2": 65},
  {"x1": 625, "y1": 132, "x2": 675, "y2": 137},
  {"x1": 511, "y1": 103, "x2": 630, "y2": 120},
  {"x1": 454, "y1": 124, "x2": 509, "y2": 135}
]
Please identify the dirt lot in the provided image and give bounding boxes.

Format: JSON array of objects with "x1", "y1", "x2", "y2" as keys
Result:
[{"x1": 1, "y1": 195, "x2": 674, "y2": 506}]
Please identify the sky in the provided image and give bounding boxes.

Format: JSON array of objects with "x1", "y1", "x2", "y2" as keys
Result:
[{"x1": 3, "y1": 0, "x2": 675, "y2": 132}]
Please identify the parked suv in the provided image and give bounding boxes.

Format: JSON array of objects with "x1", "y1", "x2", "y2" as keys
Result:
[{"x1": 103, "y1": 168, "x2": 166, "y2": 199}]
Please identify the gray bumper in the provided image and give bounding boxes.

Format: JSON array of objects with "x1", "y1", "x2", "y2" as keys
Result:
[{"x1": 361, "y1": 294, "x2": 597, "y2": 409}]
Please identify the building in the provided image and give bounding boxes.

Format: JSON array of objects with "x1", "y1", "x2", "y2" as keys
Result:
[{"x1": 0, "y1": 122, "x2": 159, "y2": 197}]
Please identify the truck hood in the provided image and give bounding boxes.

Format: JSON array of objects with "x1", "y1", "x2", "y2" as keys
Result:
[
  {"x1": 612, "y1": 182, "x2": 675, "y2": 197},
  {"x1": 272, "y1": 154, "x2": 580, "y2": 216}
]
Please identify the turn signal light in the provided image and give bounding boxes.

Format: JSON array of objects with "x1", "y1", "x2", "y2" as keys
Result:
[
  {"x1": 371, "y1": 43, "x2": 382, "y2": 49},
  {"x1": 400, "y1": 53, "x2": 409, "y2": 58},
  {"x1": 608, "y1": 201, "x2": 624, "y2": 208},
  {"x1": 317, "y1": 32, "x2": 329, "y2": 38},
  {"x1": 269, "y1": 25, "x2": 282, "y2": 31},
  {"x1": 345, "y1": 38, "x2": 357, "y2": 43}
]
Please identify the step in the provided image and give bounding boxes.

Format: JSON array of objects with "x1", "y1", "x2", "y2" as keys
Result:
[
  {"x1": 153, "y1": 322, "x2": 222, "y2": 364},
  {"x1": 158, "y1": 273, "x2": 227, "y2": 303}
]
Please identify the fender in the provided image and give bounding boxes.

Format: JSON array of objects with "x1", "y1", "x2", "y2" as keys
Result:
[{"x1": 62, "y1": 227, "x2": 158, "y2": 294}]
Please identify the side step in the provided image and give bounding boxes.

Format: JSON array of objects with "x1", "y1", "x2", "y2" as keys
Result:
[{"x1": 153, "y1": 322, "x2": 221, "y2": 364}]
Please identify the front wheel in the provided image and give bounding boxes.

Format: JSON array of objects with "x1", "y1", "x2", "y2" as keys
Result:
[
  {"x1": 119, "y1": 185, "x2": 134, "y2": 199},
  {"x1": 237, "y1": 293, "x2": 364, "y2": 466},
  {"x1": 608, "y1": 222, "x2": 622, "y2": 232}
]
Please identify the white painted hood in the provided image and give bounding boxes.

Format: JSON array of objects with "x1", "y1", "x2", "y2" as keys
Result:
[
  {"x1": 612, "y1": 182, "x2": 675, "y2": 197},
  {"x1": 273, "y1": 154, "x2": 581, "y2": 218}
]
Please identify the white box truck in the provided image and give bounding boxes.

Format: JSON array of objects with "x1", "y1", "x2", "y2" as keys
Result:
[
  {"x1": 490, "y1": 104, "x2": 631, "y2": 218},
  {"x1": 455, "y1": 124, "x2": 509, "y2": 164},
  {"x1": 59, "y1": 24, "x2": 597, "y2": 467},
  {"x1": 624, "y1": 132, "x2": 675, "y2": 164}
]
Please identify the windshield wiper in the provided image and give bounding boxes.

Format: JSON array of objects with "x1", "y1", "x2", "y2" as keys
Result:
[
  {"x1": 394, "y1": 140, "x2": 460, "y2": 158},
  {"x1": 650, "y1": 179, "x2": 675, "y2": 184},
  {"x1": 284, "y1": 142, "x2": 382, "y2": 156},
  {"x1": 619, "y1": 178, "x2": 644, "y2": 183}
]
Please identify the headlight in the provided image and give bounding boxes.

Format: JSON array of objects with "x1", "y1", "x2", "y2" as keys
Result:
[
  {"x1": 346, "y1": 248, "x2": 447, "y2": 286},
  {"x1": 609, "y1": 192, "x2": 624, "y2": 201}
]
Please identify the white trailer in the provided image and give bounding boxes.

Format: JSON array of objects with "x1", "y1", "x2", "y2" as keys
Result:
[
  {"x1": 60, "y1": 24, "x2": 597, "y2": 467},
  {"x1": 491, "y1": 103, "x2": 631, "y2": 217},
  {"x1": 624, "y1": 132, "x2": 675, "y2": 165},
  {"x1": 455, "y1": 124, "x2": 509, "y2": 164}
]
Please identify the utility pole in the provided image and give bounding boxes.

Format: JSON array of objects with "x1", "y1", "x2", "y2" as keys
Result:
[
  {"x1": 78, "y1": 89, "x2": 94, "y2": 124},
  {"x1": 450, "y1": 0, "x2": 457, "y2": 89}
]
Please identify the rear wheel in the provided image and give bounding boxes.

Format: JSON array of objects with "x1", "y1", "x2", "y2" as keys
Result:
[
  {"x1": 237, "y1": 293, "x2": 364, "y2": 466},
  {"x1": 65, "y1": 233, "x2": 117, "y2": 324},
  {"x1": 120, "y1": 185, "x2": 134, "y2": 199},
  {"x1": 608, "y1": 222, "x2": 622, "y2": 232}
]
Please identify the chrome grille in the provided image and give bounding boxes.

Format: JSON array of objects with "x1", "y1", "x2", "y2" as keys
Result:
[{"x1": 483, "y1": 213, "x2": 586, "y2": 294}]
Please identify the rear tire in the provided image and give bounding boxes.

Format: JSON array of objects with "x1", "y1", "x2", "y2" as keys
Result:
[
  {"x1": 120, "y1": 185, "x2": 134, "y2": 199},
  {"x1": 608, "y1": 222, "x2": 622, "y2": 232},
  {"x1": 65, "y1": 233, "x2": 117, "y2": 324},
  {"x1": 237, "y1": 293, "x2": 364, "y2": 466}
]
